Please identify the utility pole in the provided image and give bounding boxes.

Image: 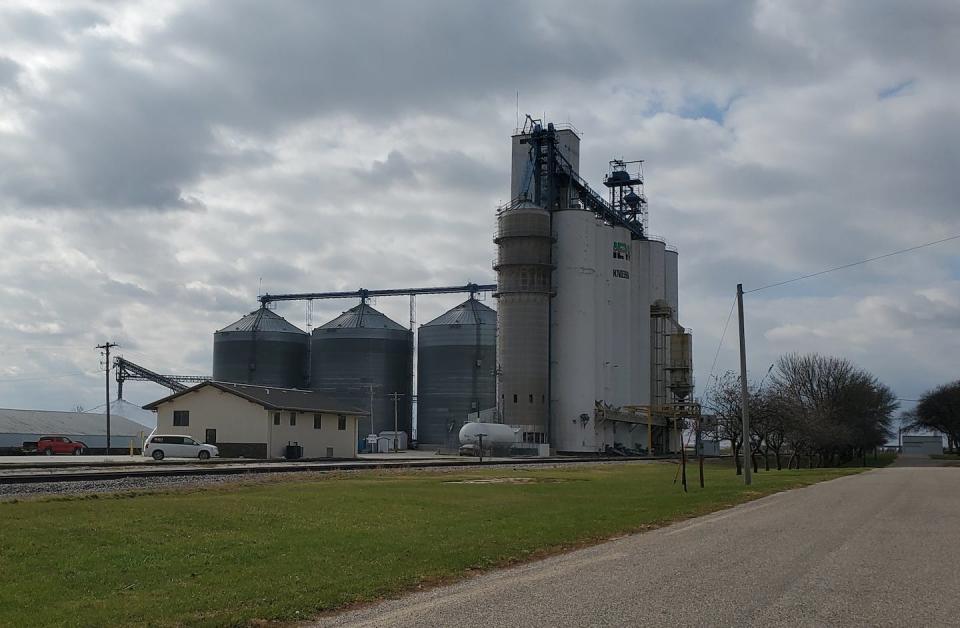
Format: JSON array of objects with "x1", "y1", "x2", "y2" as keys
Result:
[
  {"x1": 736, "y1": 284, "x2": 752, "y2": 486},
  {"x1": 96, "y1": 342, "x2": 119, "y2": 455}
]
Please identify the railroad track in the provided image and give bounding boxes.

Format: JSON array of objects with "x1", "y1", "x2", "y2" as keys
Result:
[{"x1": 0, "y1": 456, "x2": 655, "y2": 485}]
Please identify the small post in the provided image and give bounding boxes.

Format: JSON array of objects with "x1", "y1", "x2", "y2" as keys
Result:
[
  {"x1": 680, "y1": 420, "x2": 688, "y2": 493},
  {"x1": 369, "y1": 383, "x2": 374, "y2": 450},
  {"x1": 736, "y1": 284, "x2": 752, "y2": 486},
  {"x1": 647, "y1": 411, "x2": 652, "y2": 456},
  {"x1": 392, "y1": 392, "x2": 400, "y2": 452},
  {"x1": 697, "y1": 417, "x2": 705, "y2": 488},
  {"x1": 478, "y1": 433, "x2": 484, "y2": 464}
]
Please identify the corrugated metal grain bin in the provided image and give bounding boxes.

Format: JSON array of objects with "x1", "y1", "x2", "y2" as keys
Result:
[
  {"x1": 310, "y1": 303, "x2": 412, "y2": 439},
  {"x1": 213, "y1": 308, "x2": 309, "y2": 388},
  {"x1": 416, "y1": 298, "x2": 496, "y2": 446}
]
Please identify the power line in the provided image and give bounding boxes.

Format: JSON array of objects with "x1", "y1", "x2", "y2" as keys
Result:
[
  {"x1": 744, "y1": 233, "x2": 960, "y2": 294},
  {"x1": 704, "y1": 296, "x2": 738, "y2": 396},
  {"x1": 0, "y1": 371, "x2": 92, "y2": 384}
]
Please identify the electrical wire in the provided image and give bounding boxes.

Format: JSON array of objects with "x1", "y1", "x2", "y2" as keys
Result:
[
  {"x1": 0, "y1": 371, "x2": 92, "y2": 384},
  {"x1": 744, "y1": 233, "x2": 960, "y2": 294},
  {"x1": 703, "y1": 296, "x2": 738, "y2": 399}
]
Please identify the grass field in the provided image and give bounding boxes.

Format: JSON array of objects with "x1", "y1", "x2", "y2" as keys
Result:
[
  {"x1": 0, "y1": 462, "x2": 862, "y2": 627},
  {"x1": 931, "y1": 453, "x2": 960, "y2": 459}
]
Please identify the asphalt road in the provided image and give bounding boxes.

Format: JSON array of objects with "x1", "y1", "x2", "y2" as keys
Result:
[{"x1": 315, "y1": 465, "x2": 960, "y2": 627}]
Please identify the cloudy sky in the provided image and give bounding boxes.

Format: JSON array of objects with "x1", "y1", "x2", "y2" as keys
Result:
[{"x1": 1, "y1": 1, "x2": 958, "y2": 418}]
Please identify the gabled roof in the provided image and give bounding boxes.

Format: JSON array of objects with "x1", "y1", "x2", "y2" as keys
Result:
[
  {"x1": 318, "y1": 303, "x2": 407, "y2": 331},
  {"x1": 143, "y1": 381, "x2": 368, "y2": 415},
  {"x1": 217, "y1": 307, "x2": 307, "y2": 334},
  {"x1": 422, "y1": 298, "x2": 496, "y2": 327},
  {"x1": 0, "y1": 408, "x2": 148, "y2": 437}
]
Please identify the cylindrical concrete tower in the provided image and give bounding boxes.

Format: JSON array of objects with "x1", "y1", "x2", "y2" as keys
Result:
[
  {"x1": 647, "y1": 239, "x2": 670, "y2": 409},
  {"x1": 551, "y1": 209, "x2": 599, "y2": 452},
  {"x1": 610, "y1": 226, "x2": 633, "y2": 407},
  {"x1": 630, "y1": 239, "x2": 652, "y2": 410},
  {"x1": 649, "y1": 239, "x2": 667, "y2": 303},
  {"x1": 494, "y1": 202, "x2": 553, "y2": 440},
  {"x1": 594, "y1": 219, "x2": 613, "y2": 408},
  {"x1": 665, "y1": 248, "x2": 679, "y2": 319}
]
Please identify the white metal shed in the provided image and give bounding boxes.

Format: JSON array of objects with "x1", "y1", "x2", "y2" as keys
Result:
[{"x1": 902, "y1": 435, "x2": 943, "y2": 456}]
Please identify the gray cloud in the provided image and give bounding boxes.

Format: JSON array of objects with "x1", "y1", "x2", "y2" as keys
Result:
[
  {"x1": 0, "y1": 0, "x2": 958, "y2": 413},
  {"x1": 0, "y1": 57, "x2": 21, "y2": 89}
]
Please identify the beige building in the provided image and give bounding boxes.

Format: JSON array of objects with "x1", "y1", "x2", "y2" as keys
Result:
[{"x1": 143, "y1": 381, "x2": 365, "y2": 459}]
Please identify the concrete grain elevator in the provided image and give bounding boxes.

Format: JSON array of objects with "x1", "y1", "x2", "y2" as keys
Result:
[{"x1": 496, "y1": 118, "x2": 693, "y2": 454}]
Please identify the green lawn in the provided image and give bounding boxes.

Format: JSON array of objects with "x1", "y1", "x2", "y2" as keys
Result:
[{"x1": 0, "y1": 462, "x2": 861, "y2": 627}]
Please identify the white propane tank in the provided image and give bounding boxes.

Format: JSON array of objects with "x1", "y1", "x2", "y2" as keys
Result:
[{"x1": 458, "y1": 422, "x2": 518, "y2": 446}]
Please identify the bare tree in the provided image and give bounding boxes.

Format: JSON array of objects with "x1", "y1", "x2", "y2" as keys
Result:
[
  {"x1": 770, "y1": 353, "x2": 897, "y2": 466},
  {"x1": 704, "y1": 371, "x2": 744, "y2": 475},
  {"x1": 903, "y1": 380, "x2": 960, "y2": 452},
  {"x1": 704, "y1": 371, "x2": 765, "y2": 475}
]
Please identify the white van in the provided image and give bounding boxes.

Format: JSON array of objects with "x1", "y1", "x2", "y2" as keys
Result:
[{"x1": 143, "y1": 435, "x2": 219, "y2": 461}]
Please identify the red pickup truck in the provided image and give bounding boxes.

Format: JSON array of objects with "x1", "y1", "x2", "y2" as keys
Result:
[{"x1": 36, "y1": 436, "x2": 86, "y2": 456}]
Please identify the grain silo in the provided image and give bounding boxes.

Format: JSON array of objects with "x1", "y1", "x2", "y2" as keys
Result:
[
  {"x1": 310, "y1": 303, "x2": 412, "y2": 439},
  {"x1": 494, "y1": 201, "x2": 553, "y2": 441},
  {"x1": 212, "y1": 307, "x2": 309, "y2": 388},
  {"x1": 416, "y1": 298, "x2": 496, "y2": 447},
  {"x1": 551, "y1": 208, "x2": 600, "y2": 452}
]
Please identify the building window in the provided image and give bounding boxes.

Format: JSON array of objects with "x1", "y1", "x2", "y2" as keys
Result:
[
  {"x1": 173, "y1": 410, "x2": 189, "y2": 426},
  {"x1": 289, "y1": 412, "x2": 296, "y2": 426},
  {"x1": 314, "y1": 413, "x2": 322, "y2": 429},
  {"x1": 338, "y1": 415, "x2": 347, "y2": 431},
  {"x1": 273, "y1": 412, "x2": 281, "y2": 425},
  {"x1": 529, "y1": 394, "x2": 534, "y2": 404},
  {"x1": 513, "y1": 394, "x2": 518, "y2": 403},
  {"x1": 541, "y1": 394, "x2": 545, "y2": 404}
]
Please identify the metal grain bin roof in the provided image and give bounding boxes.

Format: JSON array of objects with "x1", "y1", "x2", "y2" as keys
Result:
[
  {"x1": 318, "y1": 303, "x2": 407, "y2": 331},
  {"x1": 217, "y1": 308, "x2": 307, "y2": 334},
  {"x1": 0, "y1": 408, "x2": 148, "y2": 436},
  {"x1": 421, "y1": 298, "x2": 496, "y2": 327}
]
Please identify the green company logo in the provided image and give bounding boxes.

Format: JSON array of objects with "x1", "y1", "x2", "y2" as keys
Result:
[{"x1": 612, "y1": 241, "x2": 631, "y2": 261}]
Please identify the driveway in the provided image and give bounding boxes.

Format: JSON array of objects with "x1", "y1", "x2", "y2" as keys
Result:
[{"x1": 315, "y1": 466, "x2": 960, "y2": 627}]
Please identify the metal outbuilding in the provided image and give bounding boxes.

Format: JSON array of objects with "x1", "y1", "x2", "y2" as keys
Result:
[
  {"x1": 416, "y1": 297, "x2": 496, "y2": 446},
  {"x1": 901, "y1": 435, "x2": 943, "y2": 456},
  {"x1": 0, "y1": 408, "x2": 150, "y2": 454}
]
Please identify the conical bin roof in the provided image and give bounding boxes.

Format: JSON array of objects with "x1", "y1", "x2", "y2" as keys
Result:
[
  {"x1": 422, "y1": 298, "x2": 495, "y2": 327},
  {"x1": 318, "y1": 303, "x2": 407, "y2": 331},
  {"x1": 217, "y1": 308, "x2": 306, "y2": 334}
]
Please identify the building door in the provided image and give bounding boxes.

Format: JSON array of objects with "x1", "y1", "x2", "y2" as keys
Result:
[
  {"x1": 205, "y1": 429, "x2": 217, "y2": 445},
  {"x1": 326, "y1": 447, "x2": 334, "y2": 458}
]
